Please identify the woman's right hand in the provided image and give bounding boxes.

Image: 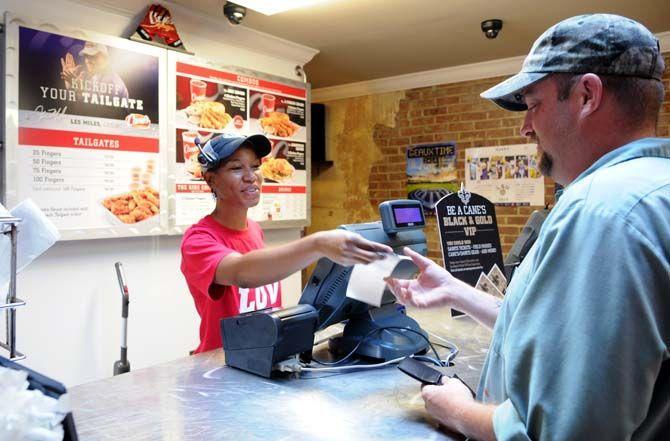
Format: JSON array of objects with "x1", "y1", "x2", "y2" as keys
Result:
[
  {"x1": 314, "y1": 230, "x2": 393, "y2": 266},
  {"x1": 385, "y1": 247, "x2": 463, "y2": 309}
]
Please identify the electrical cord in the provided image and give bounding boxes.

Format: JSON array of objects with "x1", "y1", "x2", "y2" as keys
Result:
[
  {"x1": 427, "y1": 330, "x2": 460, "y2": 353},
  {"x1": 426, "y1": 330, "x2": 460, "y2": 365},
  {"x1": 301, "y1": 356, "x2": 405, "y2": 372},
  {"x1": 300, "y1": 348, "x2": 458, "y2": 374},
  {"x1": 301, "y1": 345, "x2": 457, "y2": 375},
  {"x1": 310, "y1": 326, "x2": 444, "y2": 367},
  {"x1": 411, "y1": 354, "x2": 444, "y2": 367}
]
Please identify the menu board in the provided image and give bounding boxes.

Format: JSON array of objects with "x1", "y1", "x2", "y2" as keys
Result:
[
  {"x1": 168, "y1": 53, "x2": 310, "y2": 231},
  {"x1": 4, "y1": 20, "x2": 167, "y2": 240},
  {"x1": 3, "y1": 16, "x2": 310, "y2": 240}
]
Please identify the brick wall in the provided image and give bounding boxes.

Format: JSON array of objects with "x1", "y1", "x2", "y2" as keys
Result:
[{"x1": 309, "y1": 53, "x2": 670, "y2": 267}]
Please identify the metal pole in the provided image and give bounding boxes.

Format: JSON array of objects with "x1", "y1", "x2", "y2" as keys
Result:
[{"x1": 6, "y1": 224, "x2": 18, "y2": 359}]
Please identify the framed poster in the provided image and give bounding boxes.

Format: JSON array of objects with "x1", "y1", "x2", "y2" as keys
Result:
[
  {"x1": 465, "y1": 143, "x2": 544, "y2": 206},
  {"x1": 406, "y1": 142, "x2": 458, "y2": 215},
  {"x1": 167, "y1": 52, "x2": 310, "y2": 232},
  {"x1": 3, "y1": 14, "x2": 168, "y2": 240}
]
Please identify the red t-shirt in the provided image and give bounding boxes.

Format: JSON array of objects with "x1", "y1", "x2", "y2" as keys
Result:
[{"x1": 180, "y1": 215, "x2": 282, "y2": 353}]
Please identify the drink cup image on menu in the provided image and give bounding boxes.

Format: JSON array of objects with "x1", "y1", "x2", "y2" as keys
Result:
[
  {"x1": 130, "y1": 166, "x2": 141, "y2": 190},
  {"x1": 141, "y1": 172, "x2": 152, "y2": 187},
  {"x1": 190, "y1": 78, "x2": 207, "y2": 104},
  {"x1": 182, "y1": 131, "x2": 199, "y2": 162},
  {"x1": 176, "y1": 129, "x2": 212, "y2": 180},
  {"x1": 262, "y1": 93, "x2": 276, "y2": 117},
  {"x1": 145, "y1": 158, "x2": 156, "y2": 174},
  {"x1": 177, "y1": 75, "x2": 248, "y2": 131}
]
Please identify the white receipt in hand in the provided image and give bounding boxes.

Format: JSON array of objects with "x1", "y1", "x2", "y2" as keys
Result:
[{"x1": 346, "y1": 253, "x2": 416, "y2": 307}]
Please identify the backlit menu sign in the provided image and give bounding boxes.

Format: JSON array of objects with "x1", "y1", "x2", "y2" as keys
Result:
[
  {"x1": 7, "y1": 24, "x2": 166, "y2": 239},
  {"x1": 169, "y1": 55, "x2": 309, "y2": 230}
]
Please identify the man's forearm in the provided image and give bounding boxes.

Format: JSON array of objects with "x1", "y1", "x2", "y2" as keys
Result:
[
  {"x1": 451, "y1": 283, "x2": 501, "y2": 329},
  {"x1": 454, "y1": 401, "x2": 497, "y2": 441}
]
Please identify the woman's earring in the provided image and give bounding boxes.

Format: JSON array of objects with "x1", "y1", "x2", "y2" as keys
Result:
[{"x1": 211, "y1": 190, "x2": 217, "y2": 200}]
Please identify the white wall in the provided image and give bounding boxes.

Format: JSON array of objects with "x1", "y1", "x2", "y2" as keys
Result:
[
  {"x1": 14, "y1": 229, "x2": 303, "y2": 387},
  {"x1": 2, "y1": 0, "x2": 316, "y2": 386}
]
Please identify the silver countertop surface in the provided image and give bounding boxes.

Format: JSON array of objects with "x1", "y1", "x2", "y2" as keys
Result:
[{"x1": 70, "y1": 309, "x2": 491, "y2": 440}]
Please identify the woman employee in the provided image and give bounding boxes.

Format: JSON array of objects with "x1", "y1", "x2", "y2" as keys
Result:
[{"x1": 181, "y1": 133, "x2": 392, "y2": 353}]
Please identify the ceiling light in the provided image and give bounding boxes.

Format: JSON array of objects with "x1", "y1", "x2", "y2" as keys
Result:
[{"x1": 231, "y1": 0, "x2": 327, "y2": 15}]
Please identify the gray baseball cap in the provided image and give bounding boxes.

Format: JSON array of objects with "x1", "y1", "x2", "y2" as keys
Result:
[{"x1": 480, "y1": 14, "x2": 665, "y2": 111}]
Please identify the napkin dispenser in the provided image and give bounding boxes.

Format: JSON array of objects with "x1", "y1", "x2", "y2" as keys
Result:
[{"x1": 221, "y1": 304, "x2": 318, "y2": 378}]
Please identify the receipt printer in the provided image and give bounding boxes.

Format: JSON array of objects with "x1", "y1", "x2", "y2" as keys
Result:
[{"x1": 221, "y1": 304, "x2": 318, "y2": 378}]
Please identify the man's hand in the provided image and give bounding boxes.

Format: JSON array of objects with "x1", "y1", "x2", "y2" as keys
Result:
[
  {"x1": 422, "y1": 378, "x2": 496, "y2": 441},
  {"x1": 385, "y1": 247, "x2": 466, "y2": 309},
  {"x1": 314, "y1": 230, "x2": 393, "y2": 266},
  {"x1": 60, "y1": 52, "x2": 82, "y2": 88},
  {"x1": 422, "y1": 377, "x2": 475, "y2": 429}
]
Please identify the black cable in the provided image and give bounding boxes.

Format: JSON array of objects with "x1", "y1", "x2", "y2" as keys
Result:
[
  {"x1": 428, "y1": 340, "x2": 459, "y2": 364},
  {"x1": 311, "y1": 326, "x2": 445, "y2": 367},
  {"x1": 412, "y1": 355, "x2": 444, "y2": 367}
]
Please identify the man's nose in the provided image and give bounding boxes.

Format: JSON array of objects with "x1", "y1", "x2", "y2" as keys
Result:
[{"x1": 520, "y1": 113, "x2": 534, "y2": 138}]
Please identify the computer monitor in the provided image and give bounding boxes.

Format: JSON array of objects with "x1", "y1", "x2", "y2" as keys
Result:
[{"x1": 299, "y1": 200, "x2": 430, "y2": 361}]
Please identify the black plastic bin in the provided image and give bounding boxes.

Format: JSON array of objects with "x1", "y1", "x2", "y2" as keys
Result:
[{"x1": 0, "y1": 355, "x2": 78, "y2": 440}]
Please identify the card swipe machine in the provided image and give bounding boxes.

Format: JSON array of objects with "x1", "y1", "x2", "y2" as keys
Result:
[{"x1": 221, "y1": 304, "x2": 318, "y2": 378}]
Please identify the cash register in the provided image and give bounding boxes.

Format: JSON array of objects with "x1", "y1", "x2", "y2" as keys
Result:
[{"x1": 222, "y1": 200, "x2": 429, "y2": 378}]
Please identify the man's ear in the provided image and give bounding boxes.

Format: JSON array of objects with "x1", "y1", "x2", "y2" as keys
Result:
[{"x1": 576, "y1": 73, "x2": 604, "y2": 118}]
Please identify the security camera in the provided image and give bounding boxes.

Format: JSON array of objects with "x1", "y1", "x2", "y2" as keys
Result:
[
  {"x1": 224, "y1": 1, "x2": 247, "y2": 26},
  {"x1": 481, "y1": 19, "x2": 503, "y2": 39}
]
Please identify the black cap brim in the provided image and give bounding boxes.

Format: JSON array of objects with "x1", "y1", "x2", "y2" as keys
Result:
[{"x1": 243, "y1": 134, "x2": 272, "y2": 159}]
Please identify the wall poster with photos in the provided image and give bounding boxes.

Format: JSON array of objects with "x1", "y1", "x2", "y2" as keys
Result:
[
  {"x1": 464, "y1": 143, "x2": 545, "y2": 206},
  {"x1": 3, "y1": 15, "x2": 168, "y2": 240},
  {"x1": 167, "y1": 52, "x2": 310, "y2": 232}
]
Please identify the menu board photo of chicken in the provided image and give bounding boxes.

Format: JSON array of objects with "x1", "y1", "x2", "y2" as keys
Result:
[{"x1": 248, "y1": 91, "x2": 306, "y2": 141}]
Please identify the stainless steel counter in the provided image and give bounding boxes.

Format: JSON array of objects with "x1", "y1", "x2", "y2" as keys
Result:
[{"x1": 70, "y1": 310, "x2": 491, "y2": 440}]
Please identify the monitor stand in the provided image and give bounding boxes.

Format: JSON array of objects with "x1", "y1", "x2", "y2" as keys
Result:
[{"x1": 329, "y1": 303, "x2": 429, "y2": 361}]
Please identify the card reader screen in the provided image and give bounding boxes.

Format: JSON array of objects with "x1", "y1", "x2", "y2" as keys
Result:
[{"x1": 393, "y1": 207, "x2": 424, "y2": 227}]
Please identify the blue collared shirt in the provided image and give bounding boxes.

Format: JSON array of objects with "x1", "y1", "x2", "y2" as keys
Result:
[{"x1": 478, "y1": 137, "x2": 670, "y2": 441}]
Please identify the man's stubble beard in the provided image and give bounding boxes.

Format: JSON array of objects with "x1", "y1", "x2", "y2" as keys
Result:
[{"x1": 538, "y1": 151, "x2": 553, "y2": 177}]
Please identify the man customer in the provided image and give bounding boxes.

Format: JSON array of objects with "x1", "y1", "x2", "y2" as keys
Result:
[{"x1": 386, "y1": 14, "x2": 669, "y2": 441}]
